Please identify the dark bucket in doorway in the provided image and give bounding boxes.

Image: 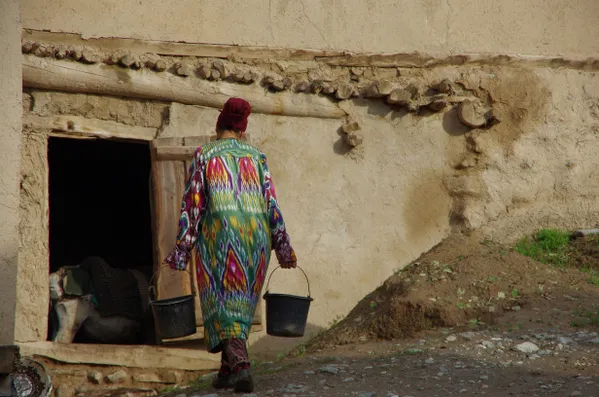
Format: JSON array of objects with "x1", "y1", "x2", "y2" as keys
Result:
[
  {"x1": 149, "y1": 272, "x2": 197, "y2": 340},
  {"x1": 263, "y1": 266, "x2": 313, "y2": 337}
]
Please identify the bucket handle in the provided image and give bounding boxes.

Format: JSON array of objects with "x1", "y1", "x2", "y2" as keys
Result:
[
  {"x1": 148, "y1": 264, "x2": 197, "y2": 302},
  {"x1": 264, "y1": 266, "x2": 311, "y2": 298}
]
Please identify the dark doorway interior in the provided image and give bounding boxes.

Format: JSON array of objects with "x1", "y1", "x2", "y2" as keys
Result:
[{"x1": 48, "y1": 137, "x2": 154, "y2": 273}]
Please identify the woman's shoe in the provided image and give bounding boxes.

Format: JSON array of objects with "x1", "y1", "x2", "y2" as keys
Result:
[
  {"x1": 232, "y1": 368, "x2": 254, "y2": 393},
  {"x1": 211, "y1": 372, "x2": 232, "y2": 389}
]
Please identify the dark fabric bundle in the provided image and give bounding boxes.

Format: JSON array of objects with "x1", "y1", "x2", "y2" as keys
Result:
[{"x1": 79, "y1": 256, "x2": 143, "y2": 319}]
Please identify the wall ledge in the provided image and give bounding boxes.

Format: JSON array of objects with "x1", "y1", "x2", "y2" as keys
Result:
[{"x1": 23, "y1": 30, "x2": 599, "y2": 71}]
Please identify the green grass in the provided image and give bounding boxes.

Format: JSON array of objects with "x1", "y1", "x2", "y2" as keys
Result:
[
  {"x1": 516, "y1": 230, "x2": 599, "y2": 289},
  {"x1": 294, "y1": 344, "x2": 307, "y2": 357},
  {"x1": 515, "y1": 228, "x2": 571, "y2": 267}
]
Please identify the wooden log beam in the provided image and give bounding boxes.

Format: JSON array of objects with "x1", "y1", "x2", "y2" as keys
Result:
[
  {"x1": 24, "y1": 114, "x2": 158, "y2": 141},
  {"x1": 22, "y1": 55, "x2": 346, "y2": 119}
]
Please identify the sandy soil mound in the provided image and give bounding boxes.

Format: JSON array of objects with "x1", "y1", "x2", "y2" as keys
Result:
[{"x1": 306, "y1": 232, "x2": 599, "y2": 351}]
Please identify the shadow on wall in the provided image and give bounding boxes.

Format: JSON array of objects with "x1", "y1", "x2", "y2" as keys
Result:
[
  {"x1": 0, "y1": 246, "x2": 17, "y2": 345},
  {"x1": 249, "y1": 322, "x2": 326, "y2": 360},
  {"x1": 351, "y1": 98, "x2": 410, "y2": 120},
  {"x1": 333, "y1": 126, "x2": 352, "y2": 156}
]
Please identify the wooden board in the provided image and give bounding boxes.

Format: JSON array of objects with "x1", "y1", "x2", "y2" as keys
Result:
[
  {"x1": 150, "y1": 138, "x2": 193, "y2": 301},
  {"x1": 154, "y1": 146, "x2": 197, "y2": 161},
  {"x1": 17, "y1": 341, "x2": 220, "y2": 371},
  {"x1": 24, "y1": 114, "x2": 157, "y2": 141}
]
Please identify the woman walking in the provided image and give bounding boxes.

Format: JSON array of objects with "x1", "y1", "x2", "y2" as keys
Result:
[{"x1": 165, "y1": 98, "x2": 297, "y2": 393}]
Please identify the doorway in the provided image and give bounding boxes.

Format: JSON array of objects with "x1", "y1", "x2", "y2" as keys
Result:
[
  {"x1": 47, "y1": 137, "x2": 154, "y2": 344},
  {"x1": 48, "y1": 137, "x2": 153, "y2": 271}
]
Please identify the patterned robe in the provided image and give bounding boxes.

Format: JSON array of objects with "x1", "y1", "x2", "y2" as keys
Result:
[{"x1": 165, "y1": 138, "x2": 295, "y2": 351}]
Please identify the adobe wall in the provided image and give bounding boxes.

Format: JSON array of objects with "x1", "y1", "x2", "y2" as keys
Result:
[
  {"x1": 0, "y1": 0, "x2": 22, "y2": 345},
  {"x1": 21, "y1": 0, "x2": 599, "y2": 57},
  {"x1": 12, "y1": 0, "x2": 599, "y2": 352},
  {"x1": 17, "y1": 39, "x2": 599, "y2": 353}
]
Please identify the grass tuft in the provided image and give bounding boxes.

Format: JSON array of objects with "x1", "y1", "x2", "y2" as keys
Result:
[{"x1": 515, "y1": 229, "x2": 571, "y2": 267}]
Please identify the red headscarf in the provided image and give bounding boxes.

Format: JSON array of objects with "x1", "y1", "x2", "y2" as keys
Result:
[{"x1": 216, "y1": 98, "x2": 252, "y2": 133}]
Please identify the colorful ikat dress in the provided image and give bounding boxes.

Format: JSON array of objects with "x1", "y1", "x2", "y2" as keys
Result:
[{"x1": 165, "y1": 138, "x2": 296, "y2": 351}]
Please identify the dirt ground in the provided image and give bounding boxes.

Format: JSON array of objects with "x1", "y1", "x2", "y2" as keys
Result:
[
  {"x1": 177, "y1": 328, "x2": 599, "y2": 397},
  {"x1": 303, "y1": 232, "x2": 599, "y2": 350},
  {"x1": 157, "y1": 231, "x2": 599, "y2": 397}
]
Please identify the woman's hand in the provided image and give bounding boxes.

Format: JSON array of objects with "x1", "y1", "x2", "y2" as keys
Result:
[{"x1": 280, "y1": 260, "x2": 297, "y2": 269}]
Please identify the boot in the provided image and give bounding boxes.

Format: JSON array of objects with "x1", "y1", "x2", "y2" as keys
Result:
[
  {"x1": 211, "y1": 372, "x2": 232, "y2": 389},
  {"x1": 211, "y1": 364, "x2": 232, "y2": 389},
  {"x1": 232, "y1": 368, "x2": 254, "y2": 393}
]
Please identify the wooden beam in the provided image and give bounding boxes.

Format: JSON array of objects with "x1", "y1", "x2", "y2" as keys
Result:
[
  {"x1": 154, "y1": 146, "x2": 196, "y2": 161},
  {"x1": 47, "y1": 133, "x2": 95, "y2": 140},
  {"x1": 316, "y1": 52, "x2": 599, "y2": 70},
  {"x1": 24, "y1": 114, "x2": 157, "y2": 141},
  {"x1": 153, "y1": 136, "x2": 215, "y2": 161},
  {"x1": 23, "y1": 30, "x2": 346, "y2": 61},
  {"x1": 17, "y1": 341, "x2": 220, "y2": 371},
  {"x1": 22, "y1": 56, "x2": 346, "y2": 119}
]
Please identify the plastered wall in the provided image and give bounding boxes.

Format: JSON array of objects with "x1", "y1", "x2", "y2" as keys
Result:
[
  {"x1": 22, "y1": 0, "x2": 599, "y2": 57},
  {"x1": 158, "y1": 101, "x2": 458, "y2": 351},
  {"x1": 254, "y1": 68, "x2": 599, "y2": 353},
  {"x1": 17, "y1": 58, "x2": 599, "y2": 350},
  {"x1": 12, "y1": 0, "x2": 599, "y2": 348},
  {"x1": 0, "y1": 0, "x2": 22, "y2": 345}
]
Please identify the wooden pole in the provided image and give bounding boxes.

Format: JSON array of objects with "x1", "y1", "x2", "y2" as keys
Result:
[
  {"x1": 572, "y1": 229, "x2": 599, "y2": 238},
  {"x1": 22, "y1": 55, "x2": 346, "y2": 119}
]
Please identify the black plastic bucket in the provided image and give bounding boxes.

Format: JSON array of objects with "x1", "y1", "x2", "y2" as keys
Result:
[
  {"x1": 150, "y1": 294, "x2": 197, "y2": 339},
  {"x1": 148, "y1": 272, "x2": 197, "y2": 340},
  {"x1": 263, "y1": 266, "x2": 313, "y2": 338}
]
